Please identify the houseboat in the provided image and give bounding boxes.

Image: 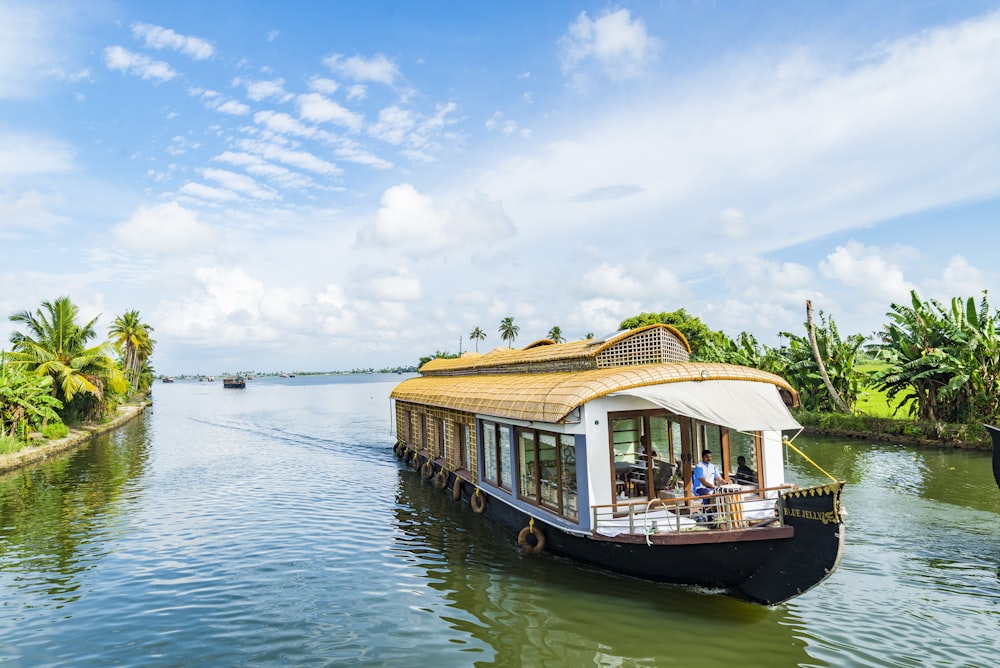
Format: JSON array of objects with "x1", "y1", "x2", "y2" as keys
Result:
[
  {"x1": 390, "y1": 324, "x2": 846, "y2": 605},
  {"x1": 222, "y1": 375, "x2": 246, "y2": 389}
]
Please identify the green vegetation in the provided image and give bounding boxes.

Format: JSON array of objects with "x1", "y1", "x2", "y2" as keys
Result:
[
  {"x1": 469, "y1": 326, "x2": 486, "y2": 352},
  {"x1": 43, "y1": 422, "x2": 70, "y2": 440},
  {"x1": 499, "y1": 316, "x2": 519, "y2": 348},
  {"x1": 1, "y1": 296, "x2": 154, "y2": 456}
]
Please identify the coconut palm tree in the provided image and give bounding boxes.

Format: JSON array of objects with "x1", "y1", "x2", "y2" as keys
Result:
[
  {"x1": 469, "y1": 326, "x2": 486, "y2": 352},
  {"x1": 109, "y1": 310, "x2": 155, "y2": 393},
  {"x1": 7, "y1": 296, "x2": 127, "y2": 421},
  {"x1": 499, "y1": 317, "x2": 519, "y2": 348},
  {"x1": 547, "y1": 326, "x2": 565, "y2": 343}
]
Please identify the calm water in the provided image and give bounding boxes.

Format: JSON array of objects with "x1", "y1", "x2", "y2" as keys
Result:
[{"x1": 1, "y1": 374, "x2": 998, "y2": 667}]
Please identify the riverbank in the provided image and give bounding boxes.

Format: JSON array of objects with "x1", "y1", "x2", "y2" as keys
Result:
[
  {"x1": 0, "y1": 394, "x2": 151, "y2": 475},
  {"x1": 796, "y1": 410, "x2": 992, "y2": 450}
]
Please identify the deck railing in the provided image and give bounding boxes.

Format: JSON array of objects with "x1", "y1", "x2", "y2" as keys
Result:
[{"x1": 590, "y1": 484, "x2": 795, "y2": 537}]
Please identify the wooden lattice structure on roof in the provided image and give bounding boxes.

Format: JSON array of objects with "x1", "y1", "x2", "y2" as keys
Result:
[{"x1": 420, "y1": 324, "x2": 693, "y2": 377}]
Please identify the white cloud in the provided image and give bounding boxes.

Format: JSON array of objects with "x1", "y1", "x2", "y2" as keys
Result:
[
  {"x1": 104, "y1": 46, "x2": 177, "y2": 81},
  {"x1": 239, "y1": 77, "x2": 293, "y2": 102},
  {"x1": 236, "y1": 138, "x2": 342, "y2": 176},
  {"x1": 200, "y1": 168, "x2": 279, "y2": 200},
  {"x1": 179, "y1": 182, "x2": 240, "y2": 201},
  {"x1": 558, "y1": 8, "x2": 659, "y2": 81},
  {"x1": 579, "y1": 262, "x2": 687, "y2": 301},
  {"x1": 0, "y1": 130, "x2": 73, "y2": 176},
  {"x1": 131, "y1": 23, "x2": 215, "y2": 60},
  {"x1": 346, "y1": 84, "x2": 367, "y2": 101},
  {"x1": 369, "y1": 106, "x2": 415, "y2": 144},
  {"x1": 356, "y1": 184, "x2": 515, "y2": 256},
  {"x1": 322, "y1": 53, "x2": 400, "y2": 85},
  {"x1": 0, "y1": 190, "x2": 71, "y2": 233},
  {"x1": 308, "y1": 76, "x2": 339, "y2": 94},
  {"x1": 352, "y1": 267, "x2": 423, "y2": 301},
  {"x1": 928, "y1": 255, "x2": 994, "y2": 300},
  {"x1": 215, "y1": 99, "x2": 250, "y2": 115},
  {"x1": 113, "y1": 202, "x2": 220, "y2": 255},
  {"x1": 296, "y1": 92, "x2": 363, "y2": 131},
  {"x1": 820, "y1": 241, "x2": 914, "y2": 304}
]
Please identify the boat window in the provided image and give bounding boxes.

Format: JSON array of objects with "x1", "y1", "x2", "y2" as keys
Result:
[
  {"x1": 516, "y1": 427, "x2": 578, "y2": 521},
  {"x1": 560, "y1": 434, "x2": 578, "y2": 521},
  {"x1": 499, "y1": 426, "x2": 512, "y2": 490},
  {"x1": 727, "y1": 428, "x2": 760, "y2": 487},
  {"x1": 610, "y1": 412, "x2": 683, "y2": 500},
  {"x1": 482, "y1": 421, "x2": 512, "y2": 491},
  {"x1": 459, "y1": 424, "x2": 471, "y2": 470},
  {"x1": 483, "y1": 421, "x2": 498, "y2": 484},
  {"x1": 420, "y1": 414, "x2": 429, "y2": 451}
]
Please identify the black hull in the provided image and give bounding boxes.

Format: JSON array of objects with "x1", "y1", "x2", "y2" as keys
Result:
[
  {"x1": 984, "y1": 425, "x2": 1000, "y2": 490},
  {"x1": 398, "y1": 448, "x2": 845, "y2": 605}
]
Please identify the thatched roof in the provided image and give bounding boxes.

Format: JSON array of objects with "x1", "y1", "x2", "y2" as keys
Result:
[
  {"x1": 422, "y1": 324, "x2": 692, "y2": 376},
  {"x1": 391, "y1": 362, "x2": 798, "y2": 423}
]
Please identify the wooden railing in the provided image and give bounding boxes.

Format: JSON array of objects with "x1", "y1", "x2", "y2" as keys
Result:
[{"x1": 591, "y1": 484, "x2": 796, "y2": 536}]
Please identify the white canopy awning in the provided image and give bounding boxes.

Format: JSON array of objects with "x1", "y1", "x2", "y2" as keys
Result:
[{"x1": 616, "y1": 380, "x2": 801, "y2": 432}]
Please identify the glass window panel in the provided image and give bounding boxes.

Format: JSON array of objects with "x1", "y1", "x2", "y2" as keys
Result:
[
  {"x1": 499, "y1": 425, "x2": 512, "y2": 490},
  {"x1": 560, "y1": 435, "x2": 578, "y2": 521},
  {"x1": 483, "y1": 422, "x2": 497, "y2": 483},
  {"x1": 538, "y1": 433, "x2": 558, "y2": 508},
  {"x1": 517, "y1": 428, "x2": 537, "y2": 501},
  {"x1": 461, "y1": 424, "x2": 471, "y2": 469},
  {"x1": 728, "y1": 428, "x2": 758, "y2": 486}
]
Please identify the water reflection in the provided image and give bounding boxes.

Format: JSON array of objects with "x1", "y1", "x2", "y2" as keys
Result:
[
  {"x1": 391, "y1": 467, "x2": 813, "y2": 667},
  {"x1": 0, "y1": 416, "x2": 150, "y2": 607}
]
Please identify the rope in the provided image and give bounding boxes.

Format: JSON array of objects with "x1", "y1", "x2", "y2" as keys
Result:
[{"x1": 782, "y1": 436, "x2": 838, "y2": 482}]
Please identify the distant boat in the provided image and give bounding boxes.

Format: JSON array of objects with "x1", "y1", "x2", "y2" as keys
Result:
[
  {"x1": 162, "y1": 377, "x2": 175, "y2": 383},
  {"x1": 984, "y1": 425, "x2": 1000, "y2": 490},
  {"x1": 222, "y1": 375, "x2": 246, "y2": 389}
]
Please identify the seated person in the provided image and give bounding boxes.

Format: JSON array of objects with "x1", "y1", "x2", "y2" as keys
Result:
[
  {"x1": 692, "y1": 450, "x2": 729, "y2": 495},
  {"x1": 735, "y1": 456, "x2": 758, "y2": 485},
  {"x1": 692, "y1": 449, "x2": 729, "y2": 518}
]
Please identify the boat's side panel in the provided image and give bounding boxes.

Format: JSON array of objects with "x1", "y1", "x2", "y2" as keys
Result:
[
  {"x1": 986, "y1": 425, "x2": 1000, "y2": 490},
  {"x1": 736, "y1": 482, "x2": 846, "y2": 604}
]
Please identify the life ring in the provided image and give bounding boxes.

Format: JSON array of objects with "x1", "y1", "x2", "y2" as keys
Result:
[
  {"x1": 421, "y1": 460, "x2": 435, "y2": 479},
  {"x1": 452, "y1": 476, "x2": 463, "y2": 501},
  {"x1": 411, "y1": 452, "x2": 422, "y2": 470},
  {"x1": 470, "y1": 489, "x2": 487, "y2": 514},
  {"x1": 517, "y1": 520, "x2": 546, "y2": 555},
  {"x1": 394, "y1": 443, "x2": 404, "y2": 458},
  {"x1": 434, "y1": 468, "x2": 449, "y2": 489}
]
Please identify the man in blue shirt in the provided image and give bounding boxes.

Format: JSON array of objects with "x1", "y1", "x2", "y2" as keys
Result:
[{"x1": 693, "y1": 449, "x2": 728, "y2": 495}]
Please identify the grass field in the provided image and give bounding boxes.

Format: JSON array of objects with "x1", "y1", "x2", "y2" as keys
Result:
[{"x1": 855, "y1": 363, "x2": 912, "y2": 419}]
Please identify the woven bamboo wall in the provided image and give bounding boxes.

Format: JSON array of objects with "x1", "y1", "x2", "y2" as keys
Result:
[{"x1": 395, "y1": 400, "x2": 479, "y2": 482}]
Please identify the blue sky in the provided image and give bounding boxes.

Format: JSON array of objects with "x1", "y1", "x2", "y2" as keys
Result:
[{"x1": 2, "y1": 1, "x2": 999, "y2": 375}]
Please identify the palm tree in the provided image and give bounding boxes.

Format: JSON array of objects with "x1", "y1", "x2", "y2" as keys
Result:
[
  {"x1": 469, "y1": 326, "x2": 486, "y2": 352},
  {"x1": 109, "y1": 310, "x2": 155, "y2": 393},
  {"x1": 7, "y1": 296, "x2": 127, "y2": 421},
  {"x1": 547, "y1": 326, "x2": 565, "y2": 343},
  {"x1": 499, "y1": 317, "x2": 519, "y2": 348}
]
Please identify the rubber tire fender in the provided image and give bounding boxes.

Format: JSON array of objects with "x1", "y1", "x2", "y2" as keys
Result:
[
  {"x1": 518, "y1": 524, "x2": 546, "y2": 555},
  {"x1": 470, "y1": 489, "x2": 487, "y2": 514}
]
